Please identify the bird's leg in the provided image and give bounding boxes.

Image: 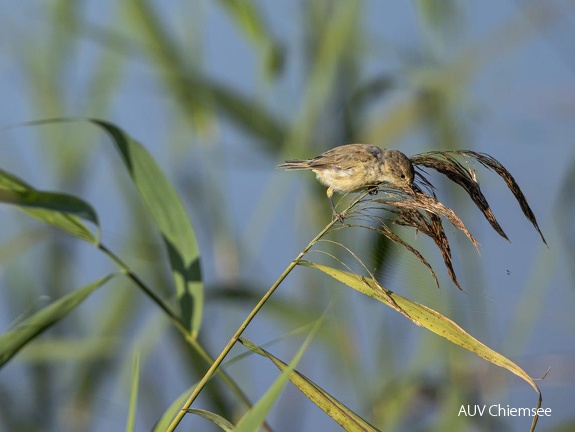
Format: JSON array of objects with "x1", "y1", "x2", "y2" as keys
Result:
[{"x1": 327, "y1": 187, "x2": 344, "y2": 222}]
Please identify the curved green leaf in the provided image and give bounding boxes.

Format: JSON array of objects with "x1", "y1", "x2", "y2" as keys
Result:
[
  {"x1": 155, "y1": 380, "x2": 245, "y2": 432},
  {"x1": 236, "y1": 330, "x2": 317, "y2": 432},
  {"x1": 0, "y1": 168, "x2": 99, "y2": 244},
  {"x1": 12, "y1": 118, "x2": 203, "y2": 335},
  {"x1": 299, "y1": 261, "x2": 541, "y2": 395},
  {"x1": 185, "y1": 409, "x2": 235, "y2": 432},
  {"x1": 153, "y1": 386, "x2": 195, "y2": 432},
  {"x1": 0, "y1": 274, "x2": 115, "y2": 369},
  {"x1": 239, "y1": 337, "x2": 379, "y2": 432},
  {"x1": 89, "y1": 119, "x2": 203, "y2": 336}
]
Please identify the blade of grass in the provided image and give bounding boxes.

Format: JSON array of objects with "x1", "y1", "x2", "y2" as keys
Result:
[
  {"x1": 185, "y1": 409, "x2": 236, "y2": 431},
  {"x1": 301, "y1": 262, "x2": 539, "y2": 390},
  {"x1": 89, "y1": 119, "x2": 203, "y2": 336},
  {"x1": 0, "y1": 189, "x2": 98, "y2": 227},
  {"x1": 234, "y1": 318, "x2": 321, "y2": 432},
  {"x1": 7, "y1": 118, "x2": 202, "y2": 335},
  {"x1": 165, "y1": 199, "x2": 352, "y2": 431},
  {"x1": 300, "y1": 261, "x2": 542, "y2": 431},
  {"x1": 0, "y1": 274, "x2": 116, "y2": 368},
  {"x1": 153, "y1": 385, "x2": 196, "y2": 432},
  {"x1": 126, "y1": 350, "x2": 140, "y2": 432},
  {"x1": 3, "y1": 119, "x2": 262, "y2": 428},
  {"x1": 239, "y1": 336, "x2": 379, "y2": 432},
  {"x1": 166, "y1": 190, "x2": 373, "y2": 431},
  {"x1": 0, "y1": 168, "x2": 99, "y2": 244}
]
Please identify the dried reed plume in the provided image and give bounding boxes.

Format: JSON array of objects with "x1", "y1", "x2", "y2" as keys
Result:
[{"x1": 341, "y1": 150, "x2": 546, "y2": 290}]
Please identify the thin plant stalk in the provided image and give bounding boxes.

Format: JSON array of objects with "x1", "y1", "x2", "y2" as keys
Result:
[
  {"x1": 166, "y1": 192, "x2": 370, "y2": 431},
  {"x1": 97, "y1": 243, "x2": 188, "y2": 334},
  {"x1": 97, "y1": 242, "x2": 269, "y2": 429}
]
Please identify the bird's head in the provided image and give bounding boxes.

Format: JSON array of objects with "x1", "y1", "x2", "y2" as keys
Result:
[{"x1": 379, "y1": 150, "x2": 414, "y2": 187}]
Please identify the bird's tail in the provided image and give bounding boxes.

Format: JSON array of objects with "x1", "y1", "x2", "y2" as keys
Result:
[{"x1": 276, "y1": 160, "x2": 312, "y2": 170}]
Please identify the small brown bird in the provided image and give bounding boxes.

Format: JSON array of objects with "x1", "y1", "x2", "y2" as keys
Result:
[{"x1": 278, "y1": 144, "x2": 414, "y2": 220}]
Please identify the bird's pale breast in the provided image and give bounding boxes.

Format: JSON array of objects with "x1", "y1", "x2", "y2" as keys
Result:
[{"x1": 313, "y1": 162, "x2": 380, "y2": 193}]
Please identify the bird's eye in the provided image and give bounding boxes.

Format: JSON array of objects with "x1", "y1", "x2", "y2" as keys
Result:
[{"x1": 400, "y1": 174, "x2": 405, "y2": 178}]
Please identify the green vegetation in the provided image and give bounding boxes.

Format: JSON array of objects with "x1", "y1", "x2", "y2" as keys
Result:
[{"x1": 0, "y1": 2, "x2": 570, "y2": 431}]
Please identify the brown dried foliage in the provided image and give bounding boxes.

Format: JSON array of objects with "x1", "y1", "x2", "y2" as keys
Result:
[
  {"x1": 411, "y1": 151, "x2": 547, "y2": 245},
  {"x1": 343, "y1": 150, "x2": 546, "y2": 290}
]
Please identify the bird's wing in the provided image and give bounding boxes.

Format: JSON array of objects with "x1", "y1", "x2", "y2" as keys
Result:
[{"x1": 309, "y1": 144, "x2": 381, "y2": 170}]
